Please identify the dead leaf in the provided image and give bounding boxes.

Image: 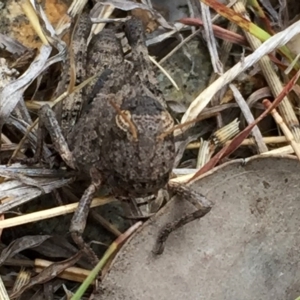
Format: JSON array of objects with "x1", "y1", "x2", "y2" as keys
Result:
[
  {"x1": 10, "y1": 251, "x2": 82, "y2": 298},
  {"x1": 0, "y1": 235, "x2": 51, "y2": 266},
  {"x1": 0, "y1": 45, "x2": 52, "y2": 132},
  {"x1": 167, "y1": 100, "x2": 187, "y2": 114},
  {"x1": 0, "y1": 33, "x2": 30, "y2": 56}
]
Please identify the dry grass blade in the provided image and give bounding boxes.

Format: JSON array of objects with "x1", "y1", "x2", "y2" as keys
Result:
[
  {"x1": 12, "y1": 268, "x2": 31, "y2": 296},
  {"x1": 0, "y1": 276, "x2": 9, "y2": 300},
  {"x1": 0, "y1": 172, "x2": 74, "y2": 213},
  {"x1": 196, "y1": 139, "x2": 210, "y2": 168},
  {"x1": 212, "y1": 118, "x2": 240, "y2": 146},
  {"x1": 89, "y1": 3, "x2": 115, "y2": 40},
  {"x1": 188, "y1": 136, "x2": 288, "y2": 149},
  {"x1": 208, "y1": 17, "x2": 240, "y2": 128},
  {"x1": 200, "y1": 2, "x2": 223, "y2": 73},
  {"x1": 68, "y1": 0, "x2": 89, "y2": 18},
  {"x1": 0, "y1": 46, "x2": 51, "y2": 130},
  {"x1": 186, "y1": 68, "x2": 300, "y2": 183},
  {"x1": 263, "y1": 99, "x2": 300, "y2": 159},
  {"x1": 147, "y1": 23, "x2": 186, "y2": 46},
  {"x1": 179, "y1": 18, "x2": 300, "y2": 129},
  {"x1": 21, "y1": 0, "x2": 49, "y2": 45},
  {"x1": 0, "y1": 196, "x2": 115, "y2": 230},
  {"x1": 260, "y1": 145, "x2": 293, "y2": 155},
  {"x1": 229, "y1": 84, "x2": 268, "y2": 153},
  {"x1": 8, "y1": 119, "x2": 39, "y2": 164},
  {"x1": 233, "y1": 0, "x2": 300, "y2": 143},
  {"x1": 0, "y1": 185, "x2": 44, "y2": 211},
  {"x1": 158, "y1": 28, "x2": 201, "y2": 65},
  {"x1": 196, "y1": 119, "x2": 240, "y2": 168},
  {"x1": 201, "y1": 0, "x2": 297, "y2": 66},
  {"x1": 179, "y1": 18, "x2": 249, "y2": 50},
  {"x1": 228, "y1": 136, "x2": 287, "y2": 146},
  {"x1": 35, "y1": 259, "x2": 90, "y2": 283},
  {"x1": 90, "y1": 210, "x2": 122, "y2": 237}
]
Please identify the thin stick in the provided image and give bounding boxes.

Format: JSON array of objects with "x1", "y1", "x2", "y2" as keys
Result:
[
  {"x1": 158, "y1": 111, "x2": 218, "y2": 140},
  {"x1": 260, "y1": 145, "x2": 293, "y2": 155},
  {"x1": 263, "y1": 99, "x2": 300, "y2": 159},
  {"x1": 8, "y1": 119, "x2": 39, "y2": 164},
  {"x1": 187, "y1": 136, "x2": 288, "y2": 149},
  {"x1": 35, "y1": 259, "x2": 90, "y2": 283},
  {"x1": 149, "y1": 56, "x2": 179, "y2": 90}
]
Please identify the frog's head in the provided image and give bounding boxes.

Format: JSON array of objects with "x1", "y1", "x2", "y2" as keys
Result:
[{"x1": 103, "y1": 95, "x2": 175, "y2": 197}]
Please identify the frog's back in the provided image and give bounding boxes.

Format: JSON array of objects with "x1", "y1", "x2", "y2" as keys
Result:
[
  {"x1": 67, "y1": 26, "x2": 127, "y2": 174},
  {"x1": 68, "y1": 18, "x2": 176, "y2": 198}
]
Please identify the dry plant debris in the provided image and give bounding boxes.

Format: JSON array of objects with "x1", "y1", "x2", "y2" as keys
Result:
[{"x1": 0, "y1": 0, "x2": 300, "y2": 298}]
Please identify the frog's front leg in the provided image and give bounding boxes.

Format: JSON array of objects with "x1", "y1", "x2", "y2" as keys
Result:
[
  {"x1": 26, "y1": 104, "x2": 75, "y2": 169},
  {"x1": 152, "y1": 184, "x2": 213, "y2": 255},
  {"x1": 70, "y1": 166, "x2": 102, "y2": 265}
]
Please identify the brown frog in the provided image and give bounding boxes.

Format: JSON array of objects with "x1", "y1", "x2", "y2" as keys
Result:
[{"x1": 29, "y1": 13, "x2": 212, "y2": 262}]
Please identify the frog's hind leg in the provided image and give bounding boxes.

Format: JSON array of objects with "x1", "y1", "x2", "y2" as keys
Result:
[
  {"x1": 152, "y1": 183, "x2": 213, "y2": 255},
  {"x1": 28, "y1": 104, "x2": 100, "y2": 264}
]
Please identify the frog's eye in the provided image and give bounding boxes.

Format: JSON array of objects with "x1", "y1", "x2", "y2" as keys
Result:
[
  {"x1": 115, "y1": 110, "x2": 132, "y2": 132},
  {"x1": 161, "y1": 111, "x2": 174, "y2": 132}
]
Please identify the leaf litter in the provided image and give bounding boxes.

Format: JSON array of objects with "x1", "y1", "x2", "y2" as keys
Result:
[{"x1": 0, "y1": 0, "x2": 300, "y2": 298}]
